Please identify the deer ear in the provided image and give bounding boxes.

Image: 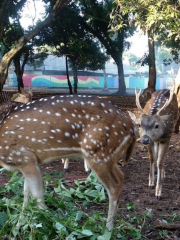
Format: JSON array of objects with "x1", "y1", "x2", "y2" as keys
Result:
[{"x1": 127, "y1": 111, "x2": 140, "y2": 125}]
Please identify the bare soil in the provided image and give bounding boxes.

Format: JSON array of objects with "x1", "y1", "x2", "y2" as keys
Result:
[{"x1": 0, "y1": 92, "x2": 180, "y2": 239}]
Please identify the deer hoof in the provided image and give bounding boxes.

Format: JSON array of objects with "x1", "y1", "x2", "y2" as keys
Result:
[
  {"x1": 156, "y1": 196, "x2": 162, "y2": 200},
  {"x1": 63, "y1": 168, "x2": 69, "y2": 172},
  {"x1": 149, "y1": 185, "x2": 155, "y2": 189}
]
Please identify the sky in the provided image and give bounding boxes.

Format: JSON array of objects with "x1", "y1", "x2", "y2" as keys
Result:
[{"x1": 20, "y1": 0, "x2": 45, "y2": 29}]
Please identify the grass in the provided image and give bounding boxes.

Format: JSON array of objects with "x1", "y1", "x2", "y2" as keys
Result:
[{"x1": 0, "y1": 171, "x2": 179, "y2": 239}]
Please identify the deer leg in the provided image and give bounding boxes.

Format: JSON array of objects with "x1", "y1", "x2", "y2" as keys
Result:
[
  {"x1": 86, "y1": 159, "x2": 124, "y2": 230},
  {"x1": 19, "y1": 155, "x2": 45, "y2": 209},
  {"x1": 62, "y1": 158, "x2": 69, "y2": 171},
  {"x1": 84, "y1": 159, "x2": 90, "y2": 172},
  {"x1": 155, "y1": 142, "x2": 169, "y2": 200},
  {"x1": 147, "y1": 142, "x2": 158, "y2": 189}
]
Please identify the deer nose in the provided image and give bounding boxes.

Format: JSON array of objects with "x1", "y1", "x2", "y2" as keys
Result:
[{"x1": 140, "y1": 135, "x2": 151, "y2": 145}]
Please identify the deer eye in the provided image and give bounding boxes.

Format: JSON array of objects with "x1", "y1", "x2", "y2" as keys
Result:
[
  {"x1": 155, "y1": 124, "x2": 159, "y2": 129},
  {"x1": 138, "y1": 124, "x2": 141, "y2": 128}
]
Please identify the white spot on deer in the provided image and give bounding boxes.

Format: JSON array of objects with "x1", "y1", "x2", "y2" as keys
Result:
[
  {"x1": 39, "y1": 109, "x2": 43, "y2": 112},
  {"x1": 20, "y1": 119, "x2": 24, "y2": 122},
  {"x1": 47, "y1": 111, "x2": 51, "y2": 115},
  {"x1": 51, "y1": 130, "x2": 56, "y2": 133},
  {"x1": 57, "y1": 140, "x2": 62, "y2": 143},
  {"x1": 114, "y1": 132, "x2": 118, "y2": 135},
  {"x1": 49, "y1": 136, "x2": 54, "y2": 139},
  {"x1": 20, "y1": 147, "x2": 26, "y2": 152},
  {"x1": 14, "y1": 115, "x2": 18, "y2": 118},
  {"x1": 55, "y1": 113, "x2": 61, "y2": 117},
  {"x1": 71, "y1": 125, "x2": 75, "y2": 129},
  {"x1": 56, "y1": 129, "x2": 61, "y2": 132},
  {"x1": 71, "y1": 113, "x2": 76, "y2": 117},
  {"x1": 26, "y1": 118, "x2": 31, "y2": 121},
  {"x1": 65, "y1": 119, "x2": 70, "y2": 123},
  {"x1": 101, "y1": 103, "x2": 105, "y2": 107},
  {"x1": 63, "y1": 108, "x2": 67, "y2": 112},
  {"x1": 78, "y1": 115, "x2": 82, "y2": 118},
  {"x1": 104, "y1": 110, "x2": 108, "y2": 113},
  {"x1": 81, "y1": 101, "x2": 85, "y2": 105},
  {"x1": 31, "y1": 138, "x2": 36, "y2": 142},
  {"x1": 11, "y1": 131, "x2": 15, "y2": 134},
  {"x1": 106, "y1": 133, "x2": 110, "y2": 137},
  {"x1": 84, "y1": 138, "x2": 87, "y2": 143},
  {"x1": 121, "y1": 131, "x2": 124, "y2": 135},
  {"x1": 91, "y1": 117, "x2": 95, "y2": 121},
  {"x1": 33, "y1": 119, "x2": 38, "y2": 122},
  {"x1": 75, "y1": 133, "x2": 78, "y2": 138},
  {"x1": 25, "y1": 136, "x2": 29, "y2": 139},
  {"x1": 51, "y1": 96, "x2": 55, "y2": 99},
  {"x1": 65, "y1": 132, "x2": 70, "y2": 137},
  {"x1": 18, "y1": 135, "x2": 22, "y2": 139},
  {"x1": 85, "y1": 115, "x2": 90, "y2": 119},
  {"x1": 41, "y1": 121, "x2": 46, "y2": 124}
]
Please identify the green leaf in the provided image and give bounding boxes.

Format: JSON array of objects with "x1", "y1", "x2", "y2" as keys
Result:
[
  {"x1": 55, "y1": 222, "x2": 66, "y2": 232},
  {"x1": 81, "y1": 229, "x2": 93, "y2": 236},
  {"x1": 75, "y1": 211, "x2": 84, "y2": 221},
  {"x1": 97, "y1": 230, "x2": 112, "y2": 240},
  {"x1": 0, "y1": 212, "x2": 8, "y2": 226},
  {"x1": 36, "y1": 223, "x2": 43, "y2": 228}
]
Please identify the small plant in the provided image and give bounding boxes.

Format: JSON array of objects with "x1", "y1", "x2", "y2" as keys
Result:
[{"x1": 0, "y1": 171, "x2": 154, "y2": 239}]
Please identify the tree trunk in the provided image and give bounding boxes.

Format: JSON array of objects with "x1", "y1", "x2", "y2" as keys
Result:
[
  {"x1": 65, "y1": 56, "x2": 73, "y2": 94},
  {"x1": 116, "y1": 59, "x2": 126, "y2": 95},
  {"x1": 14, "y1": 57, "x2": 24, "y2": 92},
  {"x1": 147, "y1": 29, "x2": 156, "y2": 91},
  {"x1": 72, "y1": 64, "x2": 78, "y2": 94},
  {"x1": 0, "y1": 0, "x2": 71, "y2": 92}
]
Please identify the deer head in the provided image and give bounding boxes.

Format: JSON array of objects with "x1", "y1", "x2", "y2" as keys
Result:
[
  {"x1": 11, "y1": 87, "x2": 32, "y2": 104},
  {"x1": 129, "y1": 85, "x2": 177, "y2": 144}
]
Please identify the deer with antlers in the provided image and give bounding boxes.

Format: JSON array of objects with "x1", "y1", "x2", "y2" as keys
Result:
[
  {"x1": 128, "y1": 83, "x2": 179, "y2": 199},
  {"x1": 0, "y1": 95, "x2": 137, "y2": 230}
]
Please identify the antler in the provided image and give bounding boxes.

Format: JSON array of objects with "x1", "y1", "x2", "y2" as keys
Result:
[
  {"x1": 157, "y1": 80, "x2": 175, "y2": 115},
  {"x1": 135, "y1": 88, "x2": 144, "y2": 114}
]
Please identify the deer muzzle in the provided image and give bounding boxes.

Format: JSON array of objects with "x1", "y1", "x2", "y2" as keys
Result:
[{"x1": 140, "y1": 135, "x2": 152, "y2": 145}]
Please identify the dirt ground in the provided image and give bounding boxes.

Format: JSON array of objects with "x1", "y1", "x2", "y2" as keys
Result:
[{"x1": 0, "y1": 92, "x2": 180, "y2": 239}]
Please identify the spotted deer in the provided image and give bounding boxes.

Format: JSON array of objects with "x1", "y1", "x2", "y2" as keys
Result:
[
  {"x1": 128, "y1": 85, "x2": 179, "y2": 199},
  {"x1": 0, "y1": 95, "x2": 137, "y2": 230}
]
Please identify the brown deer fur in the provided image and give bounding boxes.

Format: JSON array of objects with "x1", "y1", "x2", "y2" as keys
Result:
[
  {"x1": 129, "y1": 89, "x2": 179, "y2": 199},
  {"x1": 0, "y1": 95, "x2": 137, "y2": 230}
]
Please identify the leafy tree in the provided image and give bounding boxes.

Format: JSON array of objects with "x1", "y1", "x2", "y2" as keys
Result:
[
  {"x1": 110, "y1": 0, "x2": 158, "y2": 92},
  {"x1": 76, "y1": 0, "x2": 135, "y2": 95},
  {"x1": 41, "y1": 3, "x2": 108, "y2": 93},
  {"x1": 0, "y1": 18, "x2": 48, "y2": 91},
  {"x1": 0, "y1": 0, "x2": 72, "y2": 93}
]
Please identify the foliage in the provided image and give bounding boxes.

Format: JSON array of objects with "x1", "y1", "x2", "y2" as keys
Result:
[
  {"x1": 0, "y1": 171, "x2": 154, "y2": 240},
  {"x1": 42, "y1": 3, "x2": 108, "y2": 71}
]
